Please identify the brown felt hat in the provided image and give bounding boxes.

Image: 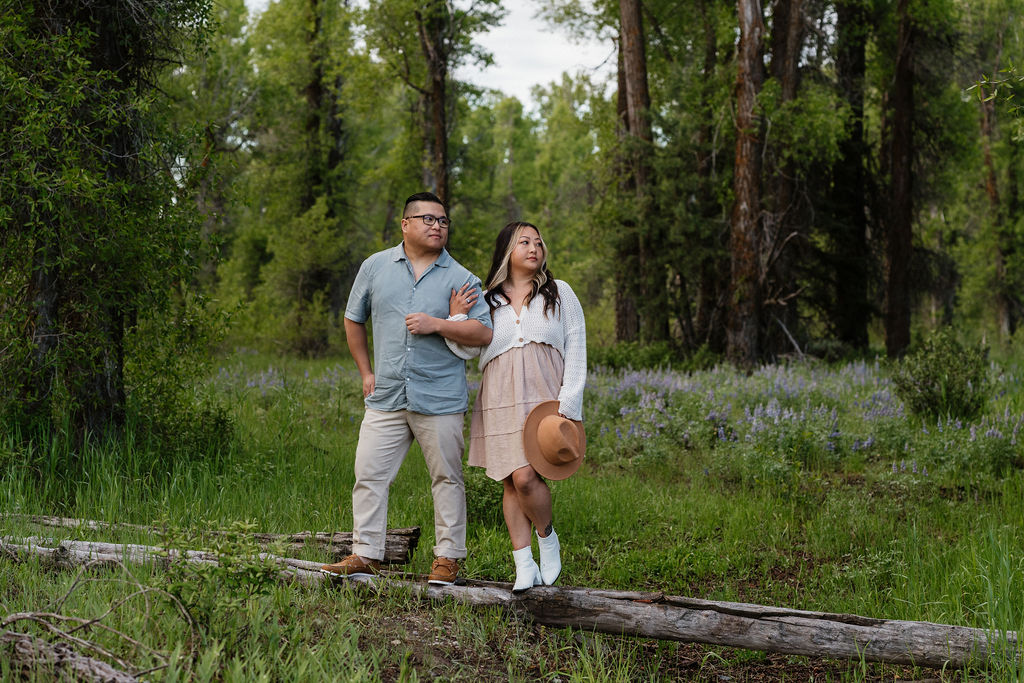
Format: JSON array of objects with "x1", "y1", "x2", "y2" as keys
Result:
[{"x1": 522, "y1": 400, "x2": 586, "y2": 480}]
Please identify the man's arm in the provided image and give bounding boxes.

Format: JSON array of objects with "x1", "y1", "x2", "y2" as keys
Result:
[
  {"x1": 344, "y1": 317, "x2": 375, "y2": 397},
  {"x1": 404, "y1": 314, "x2": 492, "y2": 346}
]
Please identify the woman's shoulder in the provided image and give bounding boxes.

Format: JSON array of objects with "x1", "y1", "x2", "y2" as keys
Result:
[{"x1": 553, "y1": 279, "x2": 580, "y2": 300}]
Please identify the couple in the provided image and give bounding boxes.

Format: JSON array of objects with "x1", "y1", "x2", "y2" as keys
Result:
[{"x1": 321, "y1": 192, "x2": 586, "y2": 593}]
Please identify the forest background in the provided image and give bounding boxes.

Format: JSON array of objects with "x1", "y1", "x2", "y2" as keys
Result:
[
  {"x1": 3, "y1": 1, "x2": 1024, "y2": 679},
  {"x1": 4, "y1": 0, "x2": 1024, "y2": 438}
]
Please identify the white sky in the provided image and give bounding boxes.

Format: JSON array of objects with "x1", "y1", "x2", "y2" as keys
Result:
[{"x1": 243, "y1": 0, "x2": 614, "y2": 106}]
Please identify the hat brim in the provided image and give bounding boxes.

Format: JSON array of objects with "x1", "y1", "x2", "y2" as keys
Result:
[{"x1": 522, "y1": 400, "x2": 586, "y2": 481}]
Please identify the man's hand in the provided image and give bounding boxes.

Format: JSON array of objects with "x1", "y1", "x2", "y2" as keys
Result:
[
  {"x1": 405, "y1": 312, "x2": 440, "y2": 335},
  {"x1": 361, "y1": 373, "x2": 376, "y2": 398}
]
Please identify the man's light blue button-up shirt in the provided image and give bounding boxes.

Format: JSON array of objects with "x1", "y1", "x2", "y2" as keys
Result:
[{"x1": 345, "y1": 243, "x2": 491, "y2": 415}]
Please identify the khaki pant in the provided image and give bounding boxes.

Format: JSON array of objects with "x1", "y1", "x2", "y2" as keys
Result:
[{"x1": 352, "y1": 409, "x2": 467, "y2": 561}]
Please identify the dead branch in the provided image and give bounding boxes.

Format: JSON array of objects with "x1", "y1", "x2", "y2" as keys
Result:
[
  {"x1": 1, "y1": 556, "x2": 198, "y2": 681},
  {"x1": 1, "y1": 630, "x2": 138, "y2": 682}
]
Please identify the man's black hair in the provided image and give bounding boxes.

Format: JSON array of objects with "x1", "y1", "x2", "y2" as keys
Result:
[{"x1": 404, "y1": 192, "x2": 446, "y2": 215}]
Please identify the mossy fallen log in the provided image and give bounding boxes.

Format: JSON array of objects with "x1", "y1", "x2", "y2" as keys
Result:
[
  {"x1": 2, "y1": 536, "x2": 1017, "y2": 670},
  {"x1": 1, "y1": 514, "x2": 419, "y2": 564}
]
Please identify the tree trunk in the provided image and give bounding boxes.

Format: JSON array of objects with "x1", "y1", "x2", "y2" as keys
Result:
[
  {"x1": 831, "y1": 0, "x2": 870, "y2": 349},
  {"x1": 884, "y1": 0, "x2": 914, "y2": 358},
  {"x1": 81, "y1": 305, "x2": 126, "y2": 436},
  {"x1": 728, "y1": 0, "x2": 766, "y2": 367},
  {"x1": 416, "y1": 2, "x2": 451, "y2": 204},
  {"x1": 617, "y1": 0, "x2": 667, "y2": 342},
  {"x1": 302, "y1": 0, "x2": 325, "y2": 213},
  {"x1": 619, "y1": 0, "x2": 652, "y2": 190},
  {"x1": 5, "y1": 537, "x2": 1016, "y2": 670},
  {"x1": 614, "y1": 39, "x2": 641, "y2": 343},
  {"x1": 26, "y1": 242, "x2": 60, "y2": 420},
  {"x1": 770, "y1": 0, "x2": 804, "y2": 102},
  {"x1": 694, "y1": 0, "x2": 727, "y2": 354},
  {"x1": 82, "y1": 6, "x2": 136, "y2": 437}
]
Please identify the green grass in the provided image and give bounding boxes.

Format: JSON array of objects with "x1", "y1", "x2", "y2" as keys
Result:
[{"x1": 2, "y1": 351, "x2": 1023, "y2": 680}]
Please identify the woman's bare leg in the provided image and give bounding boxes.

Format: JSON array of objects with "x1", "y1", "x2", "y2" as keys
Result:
[
  {"x1": 502, "y1": 476, "x2": 533, "y2": 549},
  {"x1": 510, "y1": 466, "x2": 553, "y2": 536}
]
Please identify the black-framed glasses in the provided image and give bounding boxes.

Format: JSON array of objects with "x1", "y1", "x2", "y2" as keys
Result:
[{"x1": 405, "y1": 214, "x2": 451, "y2": 229}]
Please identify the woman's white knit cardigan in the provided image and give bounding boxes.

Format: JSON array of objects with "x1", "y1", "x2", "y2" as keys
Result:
[{"x1": 447, "y1": 279, "x2": 586, "y2": 421}]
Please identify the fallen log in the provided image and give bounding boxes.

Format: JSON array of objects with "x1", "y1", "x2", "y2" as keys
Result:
[
  {"x1": 1, "y1": 514, "x2": 419, "y2": 564},
  {"x1": 2, "y1": 538, "x2": 326, "y2": 586},
  {"x1": 2, "y1": 537, "x2": 1017, "y2": 670},
  {"x1": 1, "y1": 630, "x2": 138, "y2": 683}
]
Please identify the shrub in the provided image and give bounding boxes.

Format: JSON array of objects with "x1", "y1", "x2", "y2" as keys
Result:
[
  {"x1": 891, "y1": 329, "x2": 991, "y2": 420},
  {"x1": 464, "y1": 467, "x2": 504, "y2": 529}
]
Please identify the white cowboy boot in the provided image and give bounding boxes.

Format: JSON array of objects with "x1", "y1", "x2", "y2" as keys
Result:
[
  {"x1": 536, "y1": 526, "x2": 561, "y2": 585},
  {"x1": 511, "y1": 545, "x2": 542, "y2": 594}
]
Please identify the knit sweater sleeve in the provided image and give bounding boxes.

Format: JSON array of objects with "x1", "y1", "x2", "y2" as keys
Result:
[
  {"x1": 555, "y1": 281, "x2": 587, "y2": 421},
  {"x1": 443, "y1": 314, "x2": 484, "y2": 360}
]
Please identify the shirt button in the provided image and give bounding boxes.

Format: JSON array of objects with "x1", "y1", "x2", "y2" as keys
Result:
[
  {"x1": 516, "y1": 320, "x2": 520, "y2": 324},
  {"x1": 519, "y1": 337, "x2": 524, "y2": 342}
]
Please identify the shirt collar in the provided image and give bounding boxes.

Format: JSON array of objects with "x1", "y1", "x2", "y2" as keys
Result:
[{"x1": 392, "y1": 242, "x2": 451, "y2": 267}]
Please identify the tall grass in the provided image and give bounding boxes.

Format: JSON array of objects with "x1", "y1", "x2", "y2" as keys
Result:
[{"x1": 2, "y1": 351, "x2": 1023, "y2": 680}]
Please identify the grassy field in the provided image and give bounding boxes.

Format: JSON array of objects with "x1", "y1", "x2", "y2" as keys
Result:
[{"x1": 2, "y1": 349, "x2": 1023, "y2": 681}]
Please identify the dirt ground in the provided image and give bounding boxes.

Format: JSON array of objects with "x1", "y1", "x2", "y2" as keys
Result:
[{"x1": 360, "y1": 605, "x2": 965, "y2": 682}]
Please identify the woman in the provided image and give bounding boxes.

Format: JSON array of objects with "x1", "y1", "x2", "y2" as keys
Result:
[{"x1": 448, "y1": 221, "x2": 586, "y2": 593}]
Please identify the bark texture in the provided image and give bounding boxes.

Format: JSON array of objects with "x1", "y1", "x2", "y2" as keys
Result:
[
  {"x1": 885, "y1": 0, "x2": 915, "y2": 357},
  {"x1": 4, "y1": 515, "x2": 420, "y2": 564},
  {"x1": 4, "y1": 536, "x2": 1016, "y2": 670},
  {"x1": 728, "y1": 0, "x2": 766, "y2": 367},
  {"x1": 415, "y1": 3, "x2": 451, "y2": 203}
]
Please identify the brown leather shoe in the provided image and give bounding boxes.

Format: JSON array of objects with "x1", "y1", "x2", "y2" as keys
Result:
[
  {"x1": 427, "y1": 557, "x2": 460, "y2": 585},
  {"x1": 321, "y1": 554, "x2": 380, "y2": 578}
]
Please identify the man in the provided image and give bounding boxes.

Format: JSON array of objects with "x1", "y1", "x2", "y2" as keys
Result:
[{"x1": 322, "y1": 192, "x2": 492, "y2": 585}]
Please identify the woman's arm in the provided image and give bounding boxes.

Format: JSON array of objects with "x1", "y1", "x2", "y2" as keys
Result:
[
  {"x1": 440, "y1": 283, "x2": 488, "y2": 359},
  {"x1": 555, "y1": 282, "x2": 587, "y2": 421}
]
